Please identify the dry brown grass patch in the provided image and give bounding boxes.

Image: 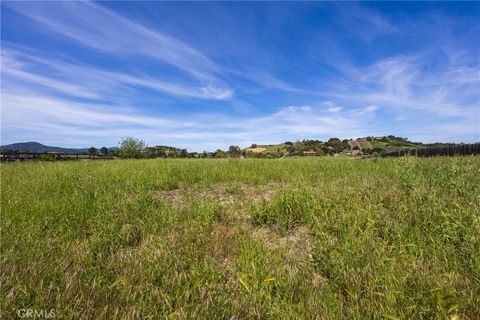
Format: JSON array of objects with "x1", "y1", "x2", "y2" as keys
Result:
[
  {"x1": 151, "y1": 182, "x2": 286, "y2": 208},
  {"x1": 251, "y1": 226, "x2": 313, "y2": 268},
  {"x1": 245, "y1": 147, "x2": 267, "y2": 153}
]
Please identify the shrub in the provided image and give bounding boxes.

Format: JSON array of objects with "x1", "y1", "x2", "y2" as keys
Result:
[{"x1": 117, "y1": 137, "x2": 146, "y2": 158}]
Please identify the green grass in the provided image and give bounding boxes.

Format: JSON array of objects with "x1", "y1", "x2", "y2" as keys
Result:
[{"x1": 1, "y1": 157, "x2": 479, "y2": 319}]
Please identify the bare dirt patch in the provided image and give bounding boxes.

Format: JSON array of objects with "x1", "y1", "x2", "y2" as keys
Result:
[
  {"x1": 152, "y1": 182, "x2": 315, "y2": 270},
  {"x1": 251, "y1": 225, "x2": 313, "y2": 268},
  {"x1": 151, "y1": 182, "x2": 283, "y2": 208},
  {"x1": 348, "y1": 139, "x2": 373, "y2": 150},
  {"x1": 152, "y1": 189, "x2": 183, "y2": 205}
]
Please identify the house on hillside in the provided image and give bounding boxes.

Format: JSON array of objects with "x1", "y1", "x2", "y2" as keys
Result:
[
  {"x1": 351, "y1": 149, "x2": 362, "y2": 156},
  {"x1": 303, "y1": 150, "x2": 316, "y2": 156}
]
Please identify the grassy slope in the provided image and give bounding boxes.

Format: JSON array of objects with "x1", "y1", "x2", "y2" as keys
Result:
[
  {"x1": 246, "y1": 144, "x2": 289, "y2": 154},
  {"x1": 371, "y1": 141, "x2": 417, "y2": 153},
  {"x1": 250, "y1": 137, "x2": 427, "y2": 155},
  {"x1": 1, "y1": 157, "x2": 479, "y2": 319}
]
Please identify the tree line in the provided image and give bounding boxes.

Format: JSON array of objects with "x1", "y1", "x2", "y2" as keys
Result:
[
  {"x1": 110, "y1": 137, "x2": 370, "y2": 159},
  {"x1": 99, "y1": 137, "x2": 244, "y2": 159},
  {"x1": 80, "y1": 136, "x2": 480, "y2": 160}
]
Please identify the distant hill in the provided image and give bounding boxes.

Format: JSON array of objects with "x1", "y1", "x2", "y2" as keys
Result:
[
  {"x1": 243, "y1": 136, "x2": 461, "y2": 157},
  {"x1": 1, "y1": 136, "x2": 469, "y2": 157},
  {"x1": 0, "y1": 142, "x2": 116, "y2": 154}
]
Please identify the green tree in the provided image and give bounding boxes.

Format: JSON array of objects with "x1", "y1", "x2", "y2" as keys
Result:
[
  {"x1": 99, "y1": 147, "x2": 109, "y2": 155},
  {"x1": 327, "y1": 138, "x2": 343, "y2": 153},
  {"x1": 214, "y1": 149, "x2": 227, "y2": 158},
  {"x1": 322, "y1": 146, "x2": 334, "y2": 155},
  {"x1": 144, "y1": 147, "x2": 157, "y2": 158},
  {"x1": 228, "y1": 145, "x2": 241, "y2": 158},
  {"x1": 118, "y1": 137, "x2": 146, "y2": 159},
  {"x1": 156, "y1": 147, "x2": 166, "y2": 158}
]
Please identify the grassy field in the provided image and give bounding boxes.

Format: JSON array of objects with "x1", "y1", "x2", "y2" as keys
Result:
[{"x1": 1, "y1": 157, "x2": 479, "y2": 319}]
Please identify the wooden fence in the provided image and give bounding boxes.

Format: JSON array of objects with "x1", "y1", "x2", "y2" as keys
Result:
[
  {"x1": 383, "y1": 143, "x2": 480, "y2": 158},
  {"x1": 0, "y1": 152, "x2": 109, "y2": 162}
]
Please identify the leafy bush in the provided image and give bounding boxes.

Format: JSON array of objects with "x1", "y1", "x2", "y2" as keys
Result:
[{"x1": 117, "y1": 137, "x2": 146, "y2": 158}]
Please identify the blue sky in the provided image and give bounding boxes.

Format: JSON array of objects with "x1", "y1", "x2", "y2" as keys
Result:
[{"x1": 1, "y1": 1, "x2": 479, "y2": 151}]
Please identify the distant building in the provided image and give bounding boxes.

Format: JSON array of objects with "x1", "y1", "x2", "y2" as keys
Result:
[
  {"x1": 303, "y1": 150, "x2": 316, "y2": 156},
  {"x1": 351, "y1": 150, "x2": 362, "y2": 156}
]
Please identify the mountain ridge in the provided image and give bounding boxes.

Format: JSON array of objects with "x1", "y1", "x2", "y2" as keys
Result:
[{"x1": 0, "y1": 142, "x2": 116, "y2": 154}]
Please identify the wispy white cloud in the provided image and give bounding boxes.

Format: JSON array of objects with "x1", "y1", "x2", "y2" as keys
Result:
[
  {"x1": 2, "y1": 93, "x2": 175, "y2": 128},
  {"x1": 1, "y1": 2, "x2": 478, "y2": 149},
  {"x1": 2, "y1": 81, "x2": 477, "y2": 151},
  {"x1": 1, "y1": 48, "x2": 233, "y2": 101},
  {"x1": 0, "y1": 85, "x2": 379, "y2": 150},
  {"x1": 321, "y1": 101, "x2": 342, "y2": 113},
  {"x1": 3, "y1": 1, "x2": 233, "y2": 100},
  {"x1": 335, "y1": 3, "x2": 398, "y2": 40},
  {"x1": 324, "y1": 54, "x2": 479, "y2": 119}
]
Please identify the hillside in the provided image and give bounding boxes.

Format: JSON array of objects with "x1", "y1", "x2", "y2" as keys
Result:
[
  {"x1": 243, "y1": 136, "x2": 455, "y2": 158},
  {"x1": 347, "y1": 139, "x2": 373, "y2": 150},
  {"x1": 0, "y1": 142, "x2": 117, "y2": 154}
]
